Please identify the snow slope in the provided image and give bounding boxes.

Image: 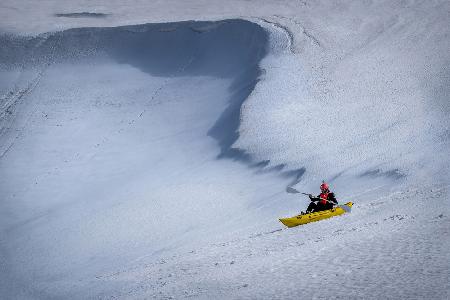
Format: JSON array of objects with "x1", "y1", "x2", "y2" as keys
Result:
[{"x1": 1, "y1": 1, "x2": 449, "y2": 299}]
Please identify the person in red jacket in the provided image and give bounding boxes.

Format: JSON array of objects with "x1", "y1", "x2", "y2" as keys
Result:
[{"x1": 305, "y1": 182, "x2": 338, "y2": 213}]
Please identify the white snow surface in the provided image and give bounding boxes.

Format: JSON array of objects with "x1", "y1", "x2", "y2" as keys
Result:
[{"x1": 0, "y1": 1, "x2": 449, "y2": 299}]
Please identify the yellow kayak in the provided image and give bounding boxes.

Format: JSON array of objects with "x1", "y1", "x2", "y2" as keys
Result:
[{"x1": 279, "y1": 202, "x2": 353, "y2": 228}]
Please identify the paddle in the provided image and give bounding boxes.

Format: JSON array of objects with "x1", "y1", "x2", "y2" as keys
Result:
[
  {"x1": 286, "y1": 186, "x2": 338, "y2": 205},
  {"x1": 286, "y1": 186, "x2": 311, "y2": 197},
  {"x1": 286, "y1": 186, "x2": 308, "y2": 194}
]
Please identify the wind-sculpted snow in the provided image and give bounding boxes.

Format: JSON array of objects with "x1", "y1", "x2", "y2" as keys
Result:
[
  {"x1": 1, "y1": 1, "x2": 449, "y2": 299},
  {"x1": 3, "y1": 20, "x2": 268, "y2": 160},
  {"x1": 0, "y1": 20, "x2": 299, "y2": 298}
]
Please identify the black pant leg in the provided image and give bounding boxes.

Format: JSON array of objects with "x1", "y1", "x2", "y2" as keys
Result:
[{"x1": 306, "y1": 202, "x2": 316, "y2": 213}]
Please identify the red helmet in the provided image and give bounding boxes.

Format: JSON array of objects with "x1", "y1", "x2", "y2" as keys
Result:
[{"x1": 320, "y1": 182, "x2": 329, "y2": 192}]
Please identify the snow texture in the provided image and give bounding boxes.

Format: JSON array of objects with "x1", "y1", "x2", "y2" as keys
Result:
[{"x1": 0, "y1": 1, "x2": 449, "y2": 299}]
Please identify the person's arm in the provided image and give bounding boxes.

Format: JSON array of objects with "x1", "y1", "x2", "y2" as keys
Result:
[
  {"x1": 328, "y1": 193, "x2": 338, "y2": 204},
  {"x1": 309, "y1": 194, "x2": 320, "y2": 202}
]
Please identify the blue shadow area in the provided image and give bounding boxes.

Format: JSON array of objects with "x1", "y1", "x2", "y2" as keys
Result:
[{"x1": 0, "y1": 19, "x2": 303, "y2": 180}]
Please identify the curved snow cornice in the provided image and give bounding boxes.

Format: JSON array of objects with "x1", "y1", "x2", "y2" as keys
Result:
[
  {"x1": 0, "y1": 19, "x2": 298, "y2": 298},
  {"x1": 1, "y1": 20, "x2": 268, "y2": 157}
]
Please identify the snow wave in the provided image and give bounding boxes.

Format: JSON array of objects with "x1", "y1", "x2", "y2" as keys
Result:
[
  {"x1": 0, "y1": 20, "x2": 298, "y2": 298},
  {"x1": 1, "y1": 19, "x2": 267, "y2": 158},
  {"x1": 1, "y1": 12, "x2": 448, "y2": 298}
]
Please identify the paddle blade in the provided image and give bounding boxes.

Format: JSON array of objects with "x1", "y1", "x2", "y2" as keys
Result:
[{"x1": 286, "y1": 186, "x2": 299, "y2": 194}]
